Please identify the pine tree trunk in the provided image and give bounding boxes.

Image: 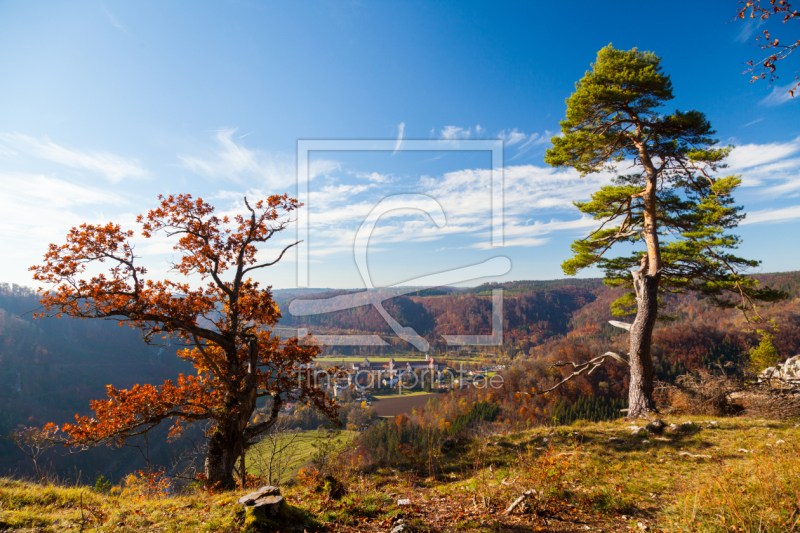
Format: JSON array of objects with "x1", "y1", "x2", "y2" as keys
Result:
[{"x1": 627, "y1": 270, "x2": 659, "y2": 419}]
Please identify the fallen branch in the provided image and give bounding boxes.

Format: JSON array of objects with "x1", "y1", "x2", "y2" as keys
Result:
[
  {"x1": 539, "y1": 352, "x2": 629, "y2": 394},
  {"x1": 504, "y1": 489, "x2": 537, "y2": 516}
]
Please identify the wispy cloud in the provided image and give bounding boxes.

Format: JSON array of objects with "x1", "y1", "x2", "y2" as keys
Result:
[
  {"x1": 355, "y1": 171, "x2": 393, "y2": 183},
  {"x1": 393, "y1": 122, "x2": 405, "y2": 154},
  {"x1": 735, "y1": 18, "x2": 765, "y2": 43},
  {"x1": 178, "y1": 128, "x2": 295, "y2": 186},
  {"x1": 760, "y1": 83, "x2": 799, "y2": 107},
  {"x1": 0, "y1": 132, "x2": 145, "y2": 183},
  {"x1": 506, "y1": 130, "x2": 552, "y2": 161},
  {"x1": 498, "y1": 128, "x2": 527, "y2": 146},
  {"x1": 301, "y1": 160, "x2": 611, "y2": 258},
  {"x1": 741, "y1": 205, "x2": 800, "y2": 225},
  {"x1": 0, "y1": 172, "x2": 129, "y2": 256},
  {"x1": 101, "y1": 5, "x2": 126, "y2": 33},
  {"x1": 726, "y1": 136, "x2": 800, "y2": 171},
  {"x1": 440, "y1": 126, "x2": 471, "y2": 140},
  {"x1": 742, "y1": 118, "x2": 763, "y2": 128}
]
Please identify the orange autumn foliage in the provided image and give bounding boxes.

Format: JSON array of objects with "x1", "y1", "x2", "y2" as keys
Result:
[{"x1": 30, "y1": 193, "x2": 338, "y2": 488}]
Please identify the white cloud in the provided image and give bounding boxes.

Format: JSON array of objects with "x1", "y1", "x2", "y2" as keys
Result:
[
  {"x1": 299, "y1": 160, "x2": 611, "y2": 258},
  {"x1": 499, "y1": 128, "x2": 527, "y2": 146},
  {"x1": 471, "y1": 236, "x2": 549, "y2": 250},
  {"x1": 178, "y1": 128, "x2": 295, "y2": 186},
  {"x1": 0, "y1": 173, "x2": 130, "y2": 261},
  {"x1": 741, "y1": 205, "x2": 800, "y2": 225},
  {"x1": 1, "y1": 173, "x2": 127, "y2": 209},
  {"x1": 309, "y1": 159, "x2": 341, "y2": 180},
  {"x1": 727, "y1": 138, "x2": 800, "y2": 170},
  {"x1": 355, "y1": 171, "x2": 393, "y2": 183},
  {"x1": 393, "y1": 122, "x2": 405, "y2": 154},
  {"x1": 0, "y1": 132, "x2": 145, "y2": 183},
  {"x1": 440, "y1": 126, "x2": 471, "y2": 140}
]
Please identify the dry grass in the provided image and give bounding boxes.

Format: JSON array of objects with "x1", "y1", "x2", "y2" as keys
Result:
[
  {"x1": 0, "y1": 478, "x2": 244, "y2": 532},
  {"x1": 2, "y1": 415, "x2": 799, "y2": 532}
]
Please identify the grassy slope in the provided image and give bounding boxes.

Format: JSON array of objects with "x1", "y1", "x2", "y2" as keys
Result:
[{"x1": 2, "y1": 415, "x2": 798, "y2": 532}]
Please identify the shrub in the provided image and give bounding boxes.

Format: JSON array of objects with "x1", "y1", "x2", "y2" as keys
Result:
[
  {"x1": 93, "y1": 475, "x2": 111, "y2": 494},
  {"x1": 749, "y1": 331, "x2": 780, "y2": 373}
]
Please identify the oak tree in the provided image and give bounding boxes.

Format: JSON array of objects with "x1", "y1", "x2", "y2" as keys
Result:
[
  {"x1": 30, "y1": 194, "x2": 337, "y2": 489},
  {"x1": 545, "y1": 45, "x2": 785, "y2": 418}
]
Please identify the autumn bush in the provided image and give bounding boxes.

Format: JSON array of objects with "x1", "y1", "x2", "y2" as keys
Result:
[
  {"x1": 657, "y1": 371, "x2": 746, "y2": 416},
  {"x1": 121, "y1": 469, "x2": 172, "y2": 500}
]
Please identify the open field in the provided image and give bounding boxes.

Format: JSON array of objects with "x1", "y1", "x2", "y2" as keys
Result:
[
  {"x1": 370, "y1": 390, "x2": 441, "y2": 400},
  {"x1": 370, "y1": 392, "x2": 441, "y2": 417},
  {"x1": 314, "y1": 356, "x2": 430, "y2": 363}
]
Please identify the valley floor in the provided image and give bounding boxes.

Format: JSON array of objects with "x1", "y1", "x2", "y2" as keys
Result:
[{"x1": 1, "y1": 415, "x2": 798, "y2": 532}]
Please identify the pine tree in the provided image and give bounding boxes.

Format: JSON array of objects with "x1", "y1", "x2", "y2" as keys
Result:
[{"x1": 545, "y1": 45, "x2": 786, "y2": 418}]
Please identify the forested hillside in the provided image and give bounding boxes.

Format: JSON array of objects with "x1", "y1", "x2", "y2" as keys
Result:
[
  {"x1": 2, "y1": 272, "x2": 798, "y2": 480},
  {"x1": 0, "y1": 284, "x2": 195, "y2": 481},
  {"x1": 278, "y1": 272, "x2": 800, "y2": 361}
]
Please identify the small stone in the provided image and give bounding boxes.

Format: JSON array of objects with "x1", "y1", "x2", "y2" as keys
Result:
[
  {"x1": 390, "y1": 525, "x2": 407, "y2": 533},
  {"x1": 631, "y1": 427, "x2": 648, "y2": 438},
  {"x1": 609, "y1": 437, "x2": 625, "y2": 445},
  {"x1": 645, "y1": 420, "x2": 665, "y2": 434},
  {"x1": 397, "y1": 499, "x2": 412, "y2": 506},
  {"x1": 637, "y1": 521, "x2": 650, "y2": 531}
]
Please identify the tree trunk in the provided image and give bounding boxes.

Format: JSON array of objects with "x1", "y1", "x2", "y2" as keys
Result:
[
  {"x1": 205, "y1": 418, "x2": 245, "y2": 490},
  {"x1": 204, "y1": 393, "x2": 257, "y2": 489},
  {"x1": 627, "y1": 270, "x2": 659, "y2": 419}
]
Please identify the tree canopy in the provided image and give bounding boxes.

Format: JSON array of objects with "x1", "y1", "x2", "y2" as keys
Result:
[
  {"x1": 545, "y1": 45, "x2": 786, "y2": 417},
  {"x1": 31, "y1": 193, "x2": 337, "y2": 489}
]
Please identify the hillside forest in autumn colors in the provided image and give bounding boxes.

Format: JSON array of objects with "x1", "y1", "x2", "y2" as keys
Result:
[{"x1": 2, "y1": 270, "x2": 798, "y2": 480}]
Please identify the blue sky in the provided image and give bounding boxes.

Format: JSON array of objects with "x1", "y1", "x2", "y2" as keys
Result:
[{"x1": 1, "y1": 1, "x2": 798, "y2": 291}]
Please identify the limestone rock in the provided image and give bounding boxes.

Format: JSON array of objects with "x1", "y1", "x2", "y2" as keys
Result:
[
  {"x1": 645, "y1": 420, "x2": 665, "y2": 434},
  {"x1": 238, "y1": 486, "x2": 284, "y2": 517},
  {"x1": 758, "y1": 355, "x2": 800, "y2": 388}
]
